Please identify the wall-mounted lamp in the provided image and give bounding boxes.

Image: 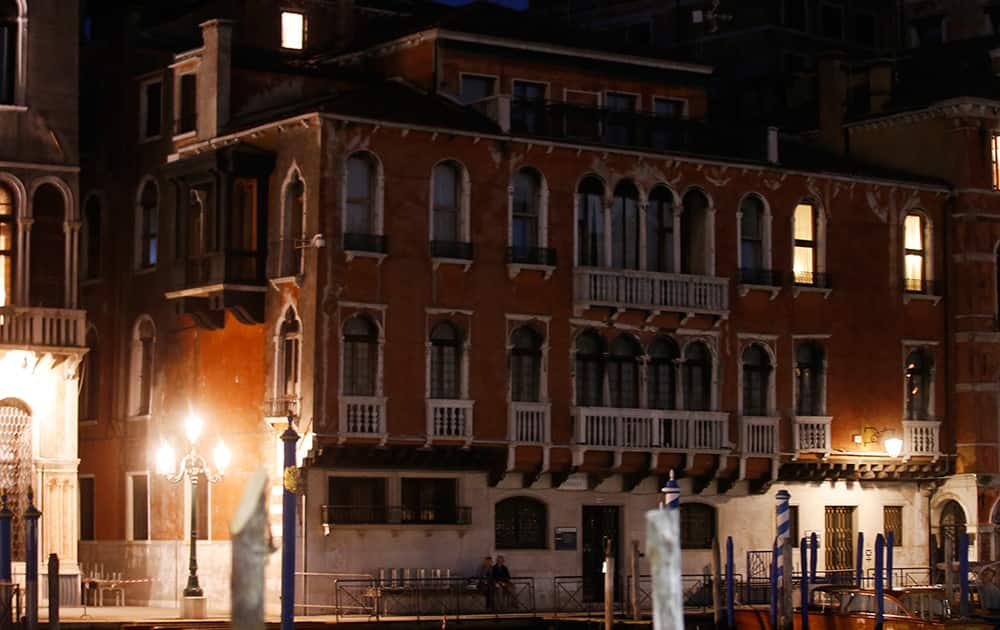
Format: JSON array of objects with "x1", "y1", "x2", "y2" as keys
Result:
[
  {"x1": 295, "y1": 233, "x2": 326, "y2": 249},
  {"x1": 853, "y1": 426, "x2": 903, "y2": 458}
]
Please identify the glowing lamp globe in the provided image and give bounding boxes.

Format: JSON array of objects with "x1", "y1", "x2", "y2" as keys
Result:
[
  {"x1": 213, "y1": 440, "x2": 231, "y2": 475},
  {"x1": 155, "y1": 441, "x2": 175, "y2": 476},
  {"x1": 884, "y1": 437, "x2": 903, "y2": 458},
  {"x1": 185, "y1": 413, "x2": 203, "y2": 444}
]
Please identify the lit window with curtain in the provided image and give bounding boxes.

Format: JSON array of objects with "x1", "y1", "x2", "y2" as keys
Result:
[
  {"x1": 512, "y1": 169, "x2": 540, "y2": 251},
  {"x1": 574, "y1": 331, "x2": 605, "y2": 406},
  {"x1": 646, "y1": 186, "x2": 674, "y2": 272},
  {"x1": 905, "y1": 348, "x2": 932, "y2": 420},
  {"x1": 648, "y1": 338, "x2": 678, "y2": 410},
  {"x1": 793, "y1": 202, "x2": 816, "y2": 285},
  {"x1": 683, "y1": 342, "x2": 711, "y2": 411},
  {"x1": 608, "y1": 335, "x2": 640, "y2": 408},
  {"x1": 903, "y1": 213, "x2": 925, "y2": 292},
  {"x1": 280, "y1": 11, "x2": 306, "y2": 50},
  {"x1": 510, "y1": 326, "x2": 542, "y2": 403},
  {"x1": 740, "y1": 195, "x2": 765, "y2": 282},
  {"x1": 741, "y1": 344, "x2": 771, "y2": 416},
  {"x1": 794, "y1": 342, "x2": 824, "y2": 416},
  {"x1": 577, "y1": 177, "x2": 604, "y2": 267},
  {"x1": 430, "y1": 322, "x2": 462, "y2": 399},
  {"x1": 993, "y1": 133, "x2": 1000, "y2": 191},
  {"x1": 433, "y1": 162, "x2": 461, "y2": 243},
  {"x1": 0, "y1": 184, "x2": 13, "y2": 306},
  {"x1": 611, "y1": 181, "x2": 640, "y2": 270},
  {"x1": 342, "y1": 316, "x2": 377, "y2": 396},
  {"x1": 280, "y1": 309, "x2": 301, "y2": 401}
]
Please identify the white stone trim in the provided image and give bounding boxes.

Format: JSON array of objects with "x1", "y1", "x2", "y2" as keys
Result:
[{"x1": 125, "y1": 470, "x2": 151, "y2": 542}]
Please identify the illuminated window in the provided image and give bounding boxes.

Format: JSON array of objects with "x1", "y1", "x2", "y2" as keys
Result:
[
  {"x1": 793, "y1": 202, "x2": 816, "y2": 285},
  {"x1": 903, "y1": 213, "x2": 925, "y2": 291},
  {"x1": 0, "y1": 184, "x2": 12, "y2": 306},
  {"x1": 280, "y1": 11, "x2": 305, "y2": 50},
  {"x1": 992, "y1": 133, "x2": 1000, "y2": 191}
]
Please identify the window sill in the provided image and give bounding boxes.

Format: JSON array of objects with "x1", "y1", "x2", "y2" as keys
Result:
[
  {"x1": 432, "y1": 257, "x2": 472, "y2": 272},
  {"x1": 792, "y1": 285, "x2": 831, "y2": 299},
  {"x1": 345, "y1": 250, "x2": 387, "y2": 265},
  {"x1": 903, "y1": 292, "x2": 942, "y2": 306},
  {"x1": 139, "y1": 134, "x2": 162, "y2": 145},
  {"x1": 172, "y1": 130, "x2": 197, "y2": 142},
  {"x1": 507, "y1": 263, "x2": 554, "y2": 279},
  {"x1": 737, "y1": 283, "x2": 781, "y2": 300},
  {"x1": 0, "y1": 105, "x2": 28, "y2": 112},
  {"x1": 79, "y1": 419, "x2": 98, "y2": 427},
  {"x1": 133, "y1": 266, "x2": 157, "y2": 276},
  {"x1": 269, "y1": 274, "x2": 303, "y2": 290},
  {"x1": 79, "y1": 277, "x2": 103, "y2": 288},
  {"x1": 127, "y1": 414, "x2": 151, "y2": 423}
]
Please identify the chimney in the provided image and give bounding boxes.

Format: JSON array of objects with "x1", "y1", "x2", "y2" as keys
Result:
[
  {"x1": 817, "y1": 51, "x2": 847, "y2": 156},
  {"x1": 766, "y1": 126, "x2": 779, "y2": 164},
  {"x1": 868, "y1": 59, "x2": 893, "y2": 114},
  {"x1": 198, "y1": 19, "x2": 233, "y2": 139}
]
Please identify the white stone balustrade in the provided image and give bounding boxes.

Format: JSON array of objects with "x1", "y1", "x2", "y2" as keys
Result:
[
  {"x1": 339, "y1": 396, "x2": 386, "y2": 437},
  {"x1": 508, "y1": 401, "x2": 550, "y2": 443},
  {"x1": 574, "y1": 267, "x2": 729, "y2": 314},
  {"x1": 741, "y1": 416, "x2": 779, "y2": 456},
  {"x1": 903, "y1": 420, "x2": 940, "y2": 459},
  {"x1": 573, "y1": 407, "x2": 729, "y2": 452},
  {"x1": 793, "y1": 416, "x2": 832, "y2": 458},
  {"x1": 427, "y1": 399, "x2": 474, "y2": 443},
  {"x1": 0, "y1": 307, "x2": 86, "y2": 349}
]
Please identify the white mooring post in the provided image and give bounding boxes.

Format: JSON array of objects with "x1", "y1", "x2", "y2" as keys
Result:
[{"x1": 646, "y1": 508, "x2": 683, "y2": 630}]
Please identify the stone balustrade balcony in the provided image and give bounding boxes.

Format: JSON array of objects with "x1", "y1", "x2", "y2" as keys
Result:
[
  {"x1": 426, "y1": 399, "x2": 474, "y2": 446},
  {"x1": 338, "y1": 396, "x2": 387, "y2": 442},
  {"x1": 794, "y1": 416, "x2": 832, "y2": 459},
  {"x1": 903, "y1": 420, "x2": 940, "y2": 460},
  {"x1": 574, "y1": 267, "x2": 729, "y2": 316},
  {"x1": 0, "y1": 306, "x2": 86, "y2": 351}
]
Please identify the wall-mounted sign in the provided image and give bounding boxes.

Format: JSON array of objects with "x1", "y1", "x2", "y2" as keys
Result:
[{"x1": 555, "y1": 527, "x2": 577, "y2": 550}]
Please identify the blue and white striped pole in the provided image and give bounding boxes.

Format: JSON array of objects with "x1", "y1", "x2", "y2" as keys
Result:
[
  {"x1": 661, "y1": 470, "x2": 680, "y2": 510},
  {"x1": 775, "y1": 490, "x2": 790, "y2": 581}
]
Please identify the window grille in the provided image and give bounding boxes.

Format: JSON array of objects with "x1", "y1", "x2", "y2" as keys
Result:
[
  {"x1": 884, "y1": 506, "x2": 903, "y2": 546},
  {"x1": 0, "y1": 403, "x2": 30, "y2": 558},
  {"x1": 495, "y1": 497, "x2": 547, "y2": 549},
  {"x1": 825, "y1": 506, "x2": 855, "y2": 571},
  {"x1": 680, "y1": 503, "x2": 715, "y2": 549}
]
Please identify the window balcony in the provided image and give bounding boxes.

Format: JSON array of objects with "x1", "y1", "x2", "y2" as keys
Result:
[
  {"x1": 741, "y1": 416, "x2": 779, "y2": 456},
  {"x1": 793, "y1": 416, "x2": 832, "y2": 459},
  {"x1": 574, "y1": 267, "x2": 729, "y2": 316},
  {"x1": 903, "y1": 277, "x2": 943, "y2": 305},
  {"x1": 903, "y1": 420, "x2": 940, "y2": 460},
  {"x1": 506, "y1": 246, "x2": 557, "y2": 279},
  {"x1": 430, "y1": 241, "x2": 474, "y2": 270},
  {"x1": 321, "y1": 504, "x2": 472, "y2": 526},
  {"x1": 426, "y1": 399, "x2": 474, "y2": 445},
  {"x1": 339, "y1": 396, "x2": 387, "y2": 441},
  {"x1": 791, "y1": 271, "x2": 833, "y2": 289},
  {"x1": 183, "y1": 251, "x2": 263, "y2": 288},
  {"x1": 571, "y1": 406, "x2": 730, "y2": 467},
  {"x1": 264, "y1": 395, "x2": 300, "y2": 421},
  {"x1": 166, "y1": 251, "x2": 267, "y2": 327},
  {"x1": 343, "y1": 233, "x2": 388, "y2": 261},
  {"x1": 0, "y1": 306, "x2": 86, "y2": 350},
  {"x1": 508, "y1": 401, "x2": 550, "y2": 443},
  {"x1": 739, "y1": 268, "x2": 783, "y2": 287}
]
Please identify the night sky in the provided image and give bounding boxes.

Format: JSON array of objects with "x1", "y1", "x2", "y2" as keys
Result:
[{"x1": 436, "y1": 0, "x2": 529, "y2": 9}]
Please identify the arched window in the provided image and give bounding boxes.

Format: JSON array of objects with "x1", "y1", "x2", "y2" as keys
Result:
[
  {"x1": 577, "y1": 177, "x2": 605, "y2": 267},
  {"x1": 512, "y1": 168, "x2": 541, "y2": 251},
  {"x1": 939, "y1": 501, "x2": 966, "y2": 567},
  {"x1": 31, "y1": 184, "x2": 66, "y2": 308},
  {"x1": 129, "y1": 317, "x2": 155, "y2": 417},
  {"x1": 279, "y1": 308, "x2": 301, "y2": 401},
  {"x1": 683, "y1": 341, "x2": 712, "y2": 411},
  {"x1": 793, "y1": 201, "x2": 818, "y2": 285},
  {"x1": 742, "y1": 344, "x2": 771, "y2": 416},
  {"x1": 137, "y1": 180, "x2": 158, "y2": 269},
  {"x1": 345, "y1": 154, "x2": 374, "y2": 236},
  {"x1": 740, "y1": 195, "x2": 765, "y2": 276},
  {"x1": 608, "y1": 334, "x2": 640, "y2": 408},
  {"x1": 0, "y1": 0, "x2": 18, "y2": 105},
  {"x1": 430, "y1": 322, "x2": 462, "y2": 399},
  {"x1": 81, "y1": 194, "x2": 101, "y2": 281},
  {"x1": 905, "y1": 348, "x2": 933, "y2": 420},
  {"x1": 647, "y1": 186, "x2": 674, "y2": 273},
  {"x1": 0, "y1": 183, "x2": 14, "y2": 306},
  {"x1": 681, "y1": 189, "x2": 709, "y2": 275},
  {"x1": 795, "y1": 342, "x2": 824, "y2": 416},
  {"x1": 680, "y1": 502, "x2": 716, "y2": 549},
  {"x1": 80, "y1": 326, "x2": 99, "y2": 422},
  {"x1": 342, "y1": 316, "x2": 377, "y2": 396},
  {"x1": 510, "y1": 326, "x2": 542, "y2": 402},
  {"x1": 648, "y1": 338, "x2": 678, "y2": 410},
  {"x1": 432, "y1": 161, "x2": 461, "y2": 243},
  {"x1": 0, "y1": 398, "x2": 32, "y2": 557},
  {"x1": 495, "y1": 496, "x2": 547, "y2": 549},
  {"x1": 575, "y1": 331, "x2": 605, "y2": 407},
  {"x1": 611, "y1": 180, "x2": 640, "y2": 270},
  {"x1": 903, "y1": 213, "x2": 927, "y2": 292},
  {"x1": 281, "y1": 171, "x2": 305, "y2": 277}
]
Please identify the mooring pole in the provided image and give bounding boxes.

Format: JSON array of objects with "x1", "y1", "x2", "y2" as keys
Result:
[
  {"x1": 769, "y1": 539, "x2": 778, "y2": 630},
  {"x1": 875, "y1": 534, "x2": 884, "y2": 630},
  {"x1": 712, "y1": 537, "x2": 722, "y2": 628},
  {"x1": 231, "y1": 469, "x2": 271, "y2": 630},
  {"x1": 24, "y1": 488, "x2": 39, "y2": 630},
  {"x1": 726, "y1": 536, "x2": 734, "y2": 630},
  {"x1": 280, "y1": 420, "x2": 299, "y2": 630},
  {"x1": 0, "y1": 490, "x2": 11, "y2": 584},
  {"x1": 47, "y1": 553, "x2": 59, "y2": 630},
  {"x1": 630, "y1": 540, "x2": 640, "y2": 621},
  {"x1": 604, "y1": 536, "x2": 614, "y2": 630},
  {"x1": 809, "y1": 532, "x2": 818, "y2": 585},
  {"x1": 646, "y1": 508, "x2": 683, "y2": 630},
  {"x1": 799, "y1": 537, "x2": 809, "y2": 630},
  {"x1": 960, "y1": 533, "x2": 969, "y2": 617},
  {"x1": 855, "y1": 532, "x2": 864, "y2": 587},
  {"x1": 886, "y1": 531, "x2": 894, "y2": 591}
]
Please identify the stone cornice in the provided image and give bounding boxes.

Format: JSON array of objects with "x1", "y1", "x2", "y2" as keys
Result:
[{"x1": 847, "y1": 97, "x2": 1000, "y2": 133}]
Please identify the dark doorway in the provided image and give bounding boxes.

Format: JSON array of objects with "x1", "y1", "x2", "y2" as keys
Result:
[{"x1": 582, "y1": 505, "x2": 620, "y2": 602}]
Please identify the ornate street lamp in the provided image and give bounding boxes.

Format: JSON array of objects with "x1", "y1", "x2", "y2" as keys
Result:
[{"x1": 155, "y1": 412, "x2": 231, "y2": 598}]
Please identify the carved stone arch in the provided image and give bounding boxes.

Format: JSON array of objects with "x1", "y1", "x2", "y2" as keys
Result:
[
  {"x1": 29, "y1": 175, "x2": 75, "y2": 221},
  {"x1": 574, "y1": 172, "x2": 608, "y2": 196},
  {"x1": 740, "y1": 339, "x2": 778, "y2": 368},
  {"x1": 0, "y1": 396, "x2": 31, "y2": 415},
  {"x1": 0, "y1": 172, "x2": 26, "y2": 218},
  {"x1": 0, "y1": 395, "x2": 32, "y2": 559},
  {"x1": 679, "y1": 185, "x2": 714, "y2": 213}
]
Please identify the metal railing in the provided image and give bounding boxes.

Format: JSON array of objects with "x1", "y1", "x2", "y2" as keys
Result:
[
  {"x1": 903, "y1": 277, "x2": 942, "y2": 295},
  {"x1": 507, "y1": 246, "x2": 557, "y2": 266},
  {"x1": 430, "y1": 240, "x2": 474, "y2": 260},
  {"x1": 320, "y1": 505, "x2": 471, "y2": 526},
  {"x1": 574, "y1": 267, "x2": 729, "y2": 314},
  {"x1": 866, "y1": 566, "x2": 932, "y2": 587},
  {"x1": 739, "y1": 268, "x2": 783, "y2": 287},
  {"x1": 183, "y1": 250, "x2": 262, "y2": 287},
  {"x1": 0, "y1": 306, "x2": 86, "y2": 348},
  {"x1": 344, "y1": 232, "x2": 388, "y2": 254},
  {"x1": 552, "y1": 574, "x2": 742, "y2": 617},
  {"x1": 791, "y1": 270, "x2": 833, "y2": 289},
  {"x1": 264, "y1": 396, "x2": 300, "y2": 419}
]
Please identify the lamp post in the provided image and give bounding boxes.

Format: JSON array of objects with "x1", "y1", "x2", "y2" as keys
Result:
[{"x1": 156, "y1": 412, "x2": 231, "y2": 601}]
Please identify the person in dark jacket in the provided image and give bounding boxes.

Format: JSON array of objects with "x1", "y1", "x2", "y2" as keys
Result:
[
  {"x1": 477, "y1": 556, "x2": 494, "y2": 609},
  {"x1": 492, "y1": 555, "x2": 512, "y2": 609}
]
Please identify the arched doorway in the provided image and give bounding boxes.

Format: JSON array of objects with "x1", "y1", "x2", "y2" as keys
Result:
[
  {"x1": 940, "y1": 500, "x2": 966, "y2": 565},
  {"x1": 0, "y1": 398, "x2": 31, "y2": 560}
]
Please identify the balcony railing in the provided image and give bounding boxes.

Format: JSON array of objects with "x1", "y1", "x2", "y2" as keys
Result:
[
  {"x1": 427, "y1": 399, "x2": 474, "y2": 441},
  {"x1": 572, "y1": 407, "x2": 729, "y2": 453},
  {"x1": 791, "y1": 271, "x2": 833, "y2": 289},
  {"x1": 574, "y1": 267, "x2": 729, "y2": 314},
  {"x1": 430, "y1": 240, "x2": 474, "y2": 260},
  {"x1": 741, "y1": 416, "x2": 779, "y2": 456},
  {"x1": 793, "y1": 416, "x2": 832, "y2": 458},
  {"x1": 507, "y1": 246, "x2": 557, "y2": 266},
  {"x1": 739, "y1": 268, "x2": 783, "y2": 287},
  {"x1": 903, "y1": 420, "x2": 940, "y2": 459},
  {"x1": 183, "y1": 251, "x2": 262, "y2": 288},
  {"x1": 339, "y1": 396, "x2": 386, "y2": 437},
  {"x1": 321, "y1": 505, "x2": 472, "y2": 526},
  {"x1": 264, "y1": 396, "x2": 300, "y2": 419},
  {"x1": 509, "y1": 401, "x2": 550, "y2": 443},
  {"x1": 0, "y1": 307, "x2": 86, "y2": 349},
  {"x1": 903, "y1": 277, "x2": 942, "y2": 295},
  {"x1": 344, "y1": 232, "x2": 388, "y2": 255}
]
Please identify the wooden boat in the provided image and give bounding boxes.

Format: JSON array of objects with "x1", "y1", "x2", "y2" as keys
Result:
[{"x1": 734, "y1": 585, "x2": 994, "y2": 630}]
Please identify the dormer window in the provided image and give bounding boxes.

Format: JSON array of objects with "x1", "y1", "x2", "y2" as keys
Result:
[{"x1": 281, "y1": 11, "x2": 306, "y2": 50}]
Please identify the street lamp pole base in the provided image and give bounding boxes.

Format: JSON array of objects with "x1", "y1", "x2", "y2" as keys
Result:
[{"x1": 181, "y1": 595, "x2": 208, "y2": 619}]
